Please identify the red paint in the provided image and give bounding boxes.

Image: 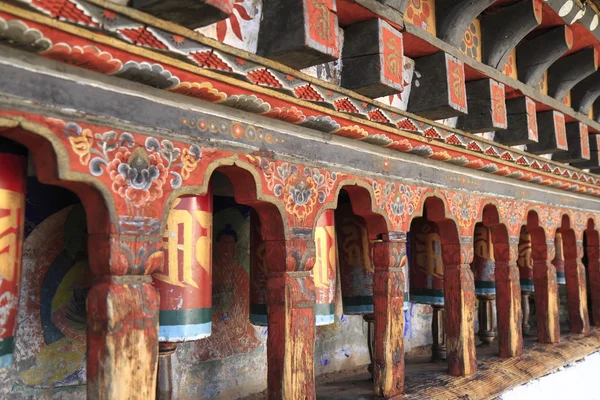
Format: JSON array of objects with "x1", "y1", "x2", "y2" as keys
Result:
[
  {"x1": 305, "y1": 0, "x2": 339, "y2": 58},
  {"x1": 382, "y1": 26, "x2": 404, "y2": 87}
]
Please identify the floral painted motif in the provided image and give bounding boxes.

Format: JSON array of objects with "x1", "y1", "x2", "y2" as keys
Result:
[
  {"x1": 404, "y1": 0, "x2": 436, "y2": 35},
  {"x1": 247, "y1": 156, "x2": 337, "y2": 220},
  {"x1": 64, "y1": 122, "x2": 201, "y2": 207},
  {"x1": 445, "y1": 192, "x2": 481, "y2": 234},
  {"x1": 460, "y1": 20, "x2": 481, "y2": 62},
  {"x1": 373, "y1": 181, "x2": 424, "y2": 230}
]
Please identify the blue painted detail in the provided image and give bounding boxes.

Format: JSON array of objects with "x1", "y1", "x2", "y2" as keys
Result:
[
  {"x1": 250, "y1": 314, "x2": 268, "y2": 327},
  {"x1": 474, "y1": 288, "x2": 496, "y2": 295},
  {"x1": 0, "y1": 354, "x2": 13, "y2": 369},
  {"x1": 158, "y1": 322, "x2": 212, "y2": 342},
  {"x1": 315, "y1": 314, "x2": 335, "y2": 326},
  {"x1": 410, "y1": 295, "x2": 444, "y2": 306}
]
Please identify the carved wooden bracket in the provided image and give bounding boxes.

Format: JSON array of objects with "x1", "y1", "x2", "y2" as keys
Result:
[
  {"x1": 517, "y1": 26, "x2": 573, "y2": 86},
  {"x1": 481, "y1": 0, "x2": 543, "y2": 69},
  {"x1": 571, "y1": 71, "x2": 600, "y2": 114},
  {"x1": 495, "y1": 97, "x2": 538, "y2": 146},
  {"x1": 456, "y1": 79, "x2": 507, "y2": 133},
  {"x1": 548, "y1": 47, "x2": 598, "y2": 101},
  {"x1": 572, "y1": 135, "x2": 600, "y2": 169},
  {"x1": 342, "y1": 19, "x2": 405, "y2": 98},
  {"x1": 257, "y1": 0, "x2": 340, "y2": 69},
  {"x1": 130, "y1": 0, "x2": 233, "y2": 29},
  {"x1": 527, "y1": 111, "x2": 568, "y2": 155},
  {"x1": 436, "y1": 0, "x2": 495, "y2": 47},
  {"x1": 553, "y1": 122, "x2": 591, "y2": 163},
  {"x1": 408, "y1": 52, "x2": 468, "y2": 119},
  {"x1": 546, "y1": 0, "x2": 586, "y2": 25}
]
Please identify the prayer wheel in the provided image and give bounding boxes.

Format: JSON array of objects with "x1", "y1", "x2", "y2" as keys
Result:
[
  {"x1": 249, "y1": 209, "x2": 268, "y2": 326},
  {"x1": 554, "y1": 232, "x2": 566, "y2": 285},
  {"x1": 472, "y1": 225, "x2": 496, "y2": 296},
  {"x1": 0, "y1": 139, "x2": 27, "y2": 369},
  {"x1": 409, "y1": 217, "x2": 444, "y2": 306},
  {"x1": 154, "y1": 190, "x2": 213, "y2": 342},
  {"x1": 517, "y1": 228, "x2": 534, "y2": 292},
  {"x1": 313, "y1": 209, "x2": 337, "y2": 325},
  {"x1": 336, "y1": 203, "x2": 374, "y2": 315}
]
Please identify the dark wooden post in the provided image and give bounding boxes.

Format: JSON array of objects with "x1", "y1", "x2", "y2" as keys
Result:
[
  {"x1": 564, "y1": 240, "x2": 591, "y2": 334},
  {"x1": 432, "y1": 305, "x2": 447, "y2": 361},
  {"x1": 157, "y1": 343, "x2": 177, "y2": 400},
  {"x1": 87, "y1": 230, "x2": 162, "y2": 400},
  {"x1": 372, "y1": 233, "x2": 406, "y2": 398},
  {"x1": 495, "y1": 240, "x2": 523, "y2": 357},
  {"x1": 265, "y1": 236, "x2": 316, "y2": 399},
  {"x1": 586, "y1": 233, "x2": 600, "y2": 326},
  {"x1": 444, "y1": 242, "x2": 477, "y2": 377}
]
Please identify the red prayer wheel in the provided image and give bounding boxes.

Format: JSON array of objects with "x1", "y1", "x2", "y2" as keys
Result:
[
  {"x1": 249, "y1": 210, "x2": 268, "y2": 326},
  {"x1": 153, "y1": 190, "x2": 213, "y2": 342},
  {"x1": 554, "y1": 232, "x2": 566, "y2": 285},
  {"x1": 409, "y1": 217, "x2": 444, "y2": 305},
  {"x1": 518, "y1": 228, "x2": 534, "y2": 292},
  {"x1": 336, "y1": 203, "x2": 374, "y2": 315},
  {"x1": 472, "y1": 225, "x2": 496, "y2": 296},
  {"x1": 313, "y1": 209, "x2": 337, "y2": 325},
  {"x1": 0, "y1": 139, "x2": 27, "y2": 369}
]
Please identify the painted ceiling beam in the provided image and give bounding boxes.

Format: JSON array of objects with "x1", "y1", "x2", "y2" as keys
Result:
[
  {"x1": 130, "y1": 0, "x2": 233, "y2": 29},
  {"x1": 517, "y1": 26, "x2": 573, "y2": 86},
  {"x1": 407, "y1": 52, "x2": 468, "y2": 119},
  {"x1": 546, "y1": 0, "x2": 586, "y2": 25},
  {"x1": 481, "y1": 0, "x2": 543, "y2": 69},
  {"x1": 527, "y1": 110, "x2": 569, "y2": 154},
  {"x1": 572, "y1": 135, "x2": 600, "y2": 168},
  {"x1": 456, "y1": 79, "x2": 507, "y2": 133},
  {"x1": 436, "y1": 0, "x2": 495, "y2": 47},
  {"x1": 548, "y1": 47, "x2": 598, "y2": 101},
  {"x1": 553, "y1": 122, "x2": 591, "y2": 163},
  {"x1": 571, "y1": 71, "x2": 600, "y2": 113},
  {"x1": 495, "y1": 97, "x2": 538, "y2": 146},
  {"x1": 375, "y1": 0, "x2": 410, "y2": 12}
]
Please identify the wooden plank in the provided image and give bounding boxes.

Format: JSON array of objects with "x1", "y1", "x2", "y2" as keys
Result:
[
  {"x1": 130, "y1": 0, "x2": 233, "y2": 29},
  {"x1": 553, "y1": 122, "x2": 591, "y2": 163},
  {"x1": 527, "y1": 111, "x2": 568, "y2": 155},
  {"x1": 548, "y1": 48, "x2": 598, "y2": 101},
  {"x1": 456, "y1": 78, "x2": 507, "y2": 133},
  {"x1": 481, "y1": 0, "x2": 542, "y2": 69},
  {"x1": 436, "y1": 0, "x2": 494, "y2": 46},
  {"x1": 572, "y1": 135, "x2": 600, "y2": 169},
  {"x1": 532, "y1": 260, "x2": 560, "y2": 343},
  {"x1": 571, "y1": 71, "x2": 600, "y2": 113},
  {"x1": 495, "y1": 96, "x2": 538, "y2": 146}
]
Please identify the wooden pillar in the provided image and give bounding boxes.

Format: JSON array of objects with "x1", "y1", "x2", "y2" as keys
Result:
[
  {"x1": 265, "y1": 236, "x2": 316, "y2": 400},
  {"x1": 0, "y1": 138, "x2": 27, "y2": 370},
  {"x1": 532, "y1": 260, "x2": 560, "y2": 343},
  {"x1": 586, "y1": 236, "x2": 600, "y2": 326},
  {"x1": 444, "y1": 254, "x2": 477, "y2": 376},
  {"x1": 495, "y1": 256, "x2": 523, "y2": 357},
  {"x1": 372, "y1": 233, "x2": 406, "y2": 398},
  {"x1": 564, "y1": 240, "x2": 590, "y2": 334},
  {"x1": 87, "y1": 231, "x2": 161, "y2": 400}
]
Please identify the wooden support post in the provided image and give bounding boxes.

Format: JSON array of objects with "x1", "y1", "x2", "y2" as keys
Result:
[
  {"x1": 258, "y1": 0, "x2": 339, "y2": 69},
  {"x1": 553, "y1": 123, "x2": 591, "y2": 163},
  {"x1": 130, "y1": 0, "x2": 233, "y2": 29},
  {"x1": 372, "y1": 234, "x2": 406, "y2": 398},
  {"x1": 495, "y1": 256, "x2": 524, "y2": 357},
  {"x1": 265, "y1": 237, "x2": 316, "y2": 400},
  {"x1": 436, "y1": 0, "x2": 494, "y2": 46},
  {"x1": 156, "y1": 343, "x2": 177, "y2": 400},
  {"x1": 527, "y1": 111, "x2": 568, "y2": 155},
  {"x1": 408, "y1": 52, "x2": 468, "y2": 120},
  {"x1": 564, "y1": 241, "x2": 591, "y2": 334},
  {"x1": 571, "y1": 71, "x2": 600, "y2": 113},
  {"x1": 521, "y1": 290, "x2": 533, "y2": 335},
  {"x1": 477, "y1": 296, "x2": 496, "y2": 344},
  {"x1": 572, "y1": 135, "x2": 600, "y2": 169},
  {"x1": 363, "y1": 313, "x2": 375, "y2": 380},
  {"x1": 431, "y1": 305, "x2": 447, "y2": 361},
  {"x1": 444, "y1": 262, "x2": 477, "y2": 376},
  {"x1": 586, "y1": 237, "x2": 600, "y2": 326},
  {"x1": 0, "y1": 138, "x2": 27, "y2": 370},
  {"x1": 342, "y1": 19, "x2": 405, "y2": 98},
  {"x1": 532, "y1": 260, "x2": 560, "y2": 343},
  {"x1": 516, "y1": 25, "x2": 573, "y2": 86},
  {"x1": 495, "y1": 97, "x2": 538, "y2": 146},
  {"x1": 481, "y1": 0, "x2": 542, "y2": 69},
  {"x1": 548, "y1": 48, "x2": 598, "y2": 101},
  {"x1": 456, "y1": 79, "x2": 507, "y2": 133}
]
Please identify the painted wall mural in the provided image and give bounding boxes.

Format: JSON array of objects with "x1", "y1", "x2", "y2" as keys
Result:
[{"x1": 410, "y1": 217, "x2": 444, "y2": 305}]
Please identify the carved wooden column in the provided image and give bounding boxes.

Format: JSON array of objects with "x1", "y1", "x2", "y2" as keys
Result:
[
  {"x1": 444, "y1": 243, "x2": 476, "y2": 377},
  {"x1": 495, "y1": 239, "x2": 523, "y2": 358},
  {"x1": 564, "y1": 240, "x2": 590, "y2": 334},
  {"x1": 87, "y1": 228, "x2": 163, "y2": 400},
  {"x1": 372, "y1": 233, "x2": 406, "y2": 398},
  {"x1": 532, "y1": 258, "x2": 560, "y2": 343},
  {"x1": 0, "y1": 138, "x2": 27, "y2": 370},
  {"x1": 265, "y1": 235, "x2": 316, "y2": 400},
  {"x1": 586, "y1": 233, "x2": 600, "y2": 326}
]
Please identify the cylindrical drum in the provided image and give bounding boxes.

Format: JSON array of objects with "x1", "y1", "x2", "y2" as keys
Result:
[
  {"x1": 518, "y1": 228, "x2": 534, "y2": 292},
  {"x1": 472, "y1": 225, "x2": 496, "y2": 296},
  {"x1": 249, "y1": 209, "x2": 268, "y2": 326},
  {"x1": 554, "y1": 232, "x2": 566, "y2": 285},
  {"x1": 337, "y1": 203, "x2": 374, "y2": 315},
  {"x1": 0, "y1": 139, "x2": 27, "y2": 369},
  {"x1": 405, "y1": 233, "x2": 411, "y2": 310},
  {"x1": 409, "y1": 217, "x2": 444, "y2": 306},
  {"x1": 154, "y1": 190, "x2": 213, "y2": 342},
  {"x1": 313, "y1": 209, "x2": 337, "y2": 325}
]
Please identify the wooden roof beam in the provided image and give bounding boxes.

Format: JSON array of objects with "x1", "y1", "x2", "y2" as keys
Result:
[
  {"x1": 481, "y1": 0, "x2": 543, "y2": 70},
  {"x1": 553, "y1": 122, "x2": 591, "y2": 163},
  {"x1": 456, "y1": 79, "x2": 507, "y2": 132},
  {"x1": 130, "y1": 0, "x2": 233, "y2": 29},
  {"x1": 527, "y1": 110, "x2": 569, "y2": 154},
  {"x1": 517, "y1": 26, "x2": 573, "y2": 86},
  {"x1": 548, "y1": 47, "x2": 598, "y2": 101},
  {"x1": 572, "y1": 135, "x2": 600, "y2": 168},
  {"x1": 571, "y1": 70, "x2": 600, "y2": 113},
  {"x1": 436, "y1": 0, "x2": 495, "y2": 47},
  {"x1": 495, "y1": 97, "x2": 538, "y2": 145}
]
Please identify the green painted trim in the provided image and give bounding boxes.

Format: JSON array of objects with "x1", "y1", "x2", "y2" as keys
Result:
[
  {"x1": 159, "y1": 308, "x2": 212, "y2": 326},
  {"x1": 0, "y1": 337, "x2": 14, "y2": 356}
]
